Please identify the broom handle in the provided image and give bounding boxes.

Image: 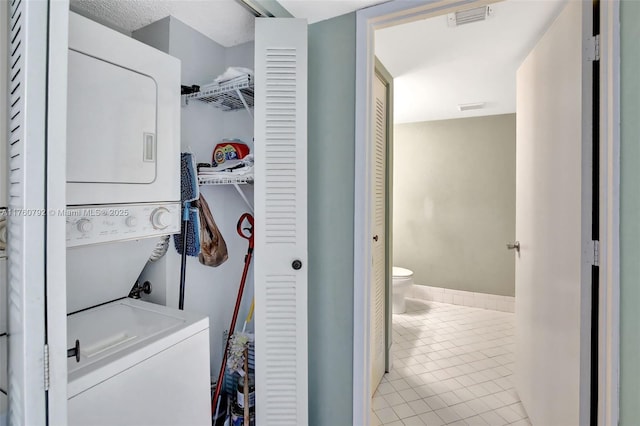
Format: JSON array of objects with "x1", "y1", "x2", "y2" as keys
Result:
[
  {"x1": 244, "y1": 347, "x2": 250, "y2": 424},
  {"x1": 211, "y1": 226, "x2": 253, "y2": 413},
  {"x1": 179, "y1": 216, "x2": 188, "y2": 310},
  {"x1": 179, "y1": 200, "x2": 194, "y2": 310}
]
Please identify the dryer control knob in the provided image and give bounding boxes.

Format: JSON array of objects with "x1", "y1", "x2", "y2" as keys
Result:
[
  {"x1": 125, "y1": 216, "x2": 138, "y2": 227},
  {"x1": 77, "y1": 219, "x2": 93, "y2": 234},
  {"x1": 150, "y1": 208, "x2": 171, "y2": 230}
]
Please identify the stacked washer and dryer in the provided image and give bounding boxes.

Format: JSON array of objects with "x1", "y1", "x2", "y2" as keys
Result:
[{"x1": 65, "y1": 13, "x2": 211, "y2": 425}]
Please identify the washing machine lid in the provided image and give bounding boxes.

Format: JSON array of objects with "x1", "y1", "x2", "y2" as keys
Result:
[
  {"x1": 392, "y1": 267, "x2": 413, "y2": 278},
  {"x1": 67, "y1": 298, "x2": 208, "y2": 397}
]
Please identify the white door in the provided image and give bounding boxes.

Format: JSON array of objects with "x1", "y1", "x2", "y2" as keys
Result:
[
  {"x1": 515, "y1": 1, "x2": 594, "y2": 425},
  {"x1": 5, "y1": 1, "x2": 69, "y2": 424},
  {"x1": 371, "y1": 73, "x2": 387, "y2": 395},
  {"x1": 254, "y1": 18, "x2": 309, "y2": 426}
]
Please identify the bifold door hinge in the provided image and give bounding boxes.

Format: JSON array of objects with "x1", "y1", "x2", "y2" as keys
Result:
[
  {"x1": 593, "y1": 240, "x2": 600, "y2": 267},
  {"x1": 44, "y1": 344, "x2": 50, "y2": 391},
  {"x1": 587, "y1": 34, "x2": 600, "y2": 62}
]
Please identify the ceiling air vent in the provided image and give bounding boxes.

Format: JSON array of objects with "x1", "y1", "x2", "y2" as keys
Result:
[
  {"x1": 458, "y1": 102, "x2": 486, "y2": 112},
  {"x1": 448, "y1": 6, "x2": 493, "y2": 27}
]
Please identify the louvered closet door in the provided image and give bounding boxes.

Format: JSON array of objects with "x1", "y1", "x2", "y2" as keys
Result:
[
  {"x1": 6, "y1": 1, "x2": 49, "y2": 424},
  {"x1": 371, "y1": 73, "x2": 387, "y2": 395},
  {"x1": 254, "y1": 18, "x2": 308, "y2": 426}
]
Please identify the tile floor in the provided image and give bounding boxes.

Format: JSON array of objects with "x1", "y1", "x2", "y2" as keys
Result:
[{"x1": 371, "y1": 299, "x2": 531, "y2": 426}]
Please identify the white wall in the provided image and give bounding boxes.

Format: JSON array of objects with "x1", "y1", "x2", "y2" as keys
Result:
[
  {"x1": 134, "y1": 17, "x2": 255, "y2": 374},
  {"x1": 394, "y1": 114, "x2": 516, "y2": 297}
]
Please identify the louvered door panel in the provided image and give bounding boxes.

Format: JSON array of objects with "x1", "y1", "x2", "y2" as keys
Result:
[
  {"x1": 371, "y1": 74, "x2": 387, "y2": 394},
  {"x1": 6, "y1": 0, "x2": 48, "y2": 424},
  {"x1": 0, "y1": 0, "x2": 7, "y2": 415},
  {"x1": 254, "y1": 18, "x2": 308, "y2": 426}
]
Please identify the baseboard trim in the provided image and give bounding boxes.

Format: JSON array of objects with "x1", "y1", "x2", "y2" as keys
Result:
[{"x1": 411, "y1": 284, "x2": 515, "y2": 313}]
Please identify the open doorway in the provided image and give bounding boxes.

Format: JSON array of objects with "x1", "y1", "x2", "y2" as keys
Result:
[
  {"x1": 354, "y1": 2, "x2": 615, "y2": 421},
  {"x1": 370, "y1": 2, "x2": 560, "y2": 424}
]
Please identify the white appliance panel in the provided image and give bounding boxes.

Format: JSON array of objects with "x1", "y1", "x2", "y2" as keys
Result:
[
  {"x1": 65, "y1": 202, "x2": 180, "y2": 248},
  {"x1": 68, "y1": 330, "x2": 210, "y2": 426},
  {"x1": 67, "y1": 299, "x2": 210, "y2": 426},
  {"x1": 67, "y1": 13, "x2": 180, "y2": 206},
  {"x1": 66, "y1": 239, "x2": 160, "y2": 313},
  {"x1": 68, "y1": 50, "x2": 157, "y2": 185}
]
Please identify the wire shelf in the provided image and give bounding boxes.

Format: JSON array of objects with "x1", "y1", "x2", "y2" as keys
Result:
[
  {"x1": 185, "y1": 74, "x2": 254, "y2": 112},
  {"x1": 198, "y1": 174, "x2": 254, "y2": 186},
  {"x1": 198, "y1": 173, "x2": 254, "y2": 212}
]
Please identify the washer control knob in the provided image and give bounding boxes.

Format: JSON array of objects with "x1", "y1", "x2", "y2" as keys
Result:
[
  {"x1": 150, "y1": 207, "x2": 171, "y2": 230},
  {"x1": 125, "y1": 216, "x2": 138, "y2": 227},
  {"x1": 77, "y1": 219, "x2": 93, "y2": 234}
]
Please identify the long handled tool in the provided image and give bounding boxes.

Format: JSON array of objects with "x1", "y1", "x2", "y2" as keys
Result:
[
  {"x1": 176, "y1": 152, "x2": 200, "y2": 310},
  {"x1": 212, "y1": 213, "x2": 254, "y2": 419}
]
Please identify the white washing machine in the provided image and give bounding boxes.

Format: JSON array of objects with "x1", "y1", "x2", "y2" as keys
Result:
[
  {"x1": 65, "y1": 213, "x2": 211, "y2": 425},
  {"x1": 67, "y1": 298, "x2": 211, "y2": 426}
]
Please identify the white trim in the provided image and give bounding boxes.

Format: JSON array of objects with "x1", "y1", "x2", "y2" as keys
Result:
[
  {"x1": 410, "y1": 285, "x2": 515, "y2": 313},
  {"x1": 598, "y1": 1, "x2": 620, "y2": 425},
  {"x1": 7, "y1": 1, "x2": 49, "y2": 423},
  {"x1": 46, "y1": 2, "x2": 70, "y2": 424},
  {"x1": 352, "y1": 1, "x2": 621, "y2": 424},
  {"x1": 353, "y1": 10, "x2": 372, "y2": 426}
]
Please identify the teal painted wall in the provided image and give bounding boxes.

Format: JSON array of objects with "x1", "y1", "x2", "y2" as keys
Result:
[
  {"x1": 620, "y1": 1, "x2": 640, "y2": 423},
  {"x1": 308, "y1": 12, "x2": 357, "y2": 426}
]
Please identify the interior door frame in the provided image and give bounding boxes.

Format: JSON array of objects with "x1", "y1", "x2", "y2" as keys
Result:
[{"x1": 351, "y1": 1, "x2": 621, "y2": 425}]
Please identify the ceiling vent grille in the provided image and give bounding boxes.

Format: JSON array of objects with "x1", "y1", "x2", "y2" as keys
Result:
[
  {"x1": 448, "y1": 6, "x2": 493, "y2": 27},
  {"x1": 458, "y1": 102, "x2": 486, "y2": 112}
]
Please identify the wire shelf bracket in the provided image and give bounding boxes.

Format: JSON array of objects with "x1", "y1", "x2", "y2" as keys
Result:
[
  {"x1": 183, "y1": 74, "x2": 254, "y2": 119},
  {"x1": 198, "y1": 174, "x2": 254, "y2": 213}
]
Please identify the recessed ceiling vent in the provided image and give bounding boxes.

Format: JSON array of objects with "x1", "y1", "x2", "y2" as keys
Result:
[
  {"x1": 458, "y1": 102, "x2": 486, "y2": 112},
  {"x1": 448, "y1": 6, "x2": 493, "y2": 27}
]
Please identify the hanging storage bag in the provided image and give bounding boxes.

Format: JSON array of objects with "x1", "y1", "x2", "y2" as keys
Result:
[{"x1": 198, "y1": 194, "x2": 229, "y2": 267}]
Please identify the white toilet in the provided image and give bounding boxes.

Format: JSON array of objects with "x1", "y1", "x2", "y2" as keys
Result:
[{"x1": 392, "y1": 267, "x2": 414, "y2": 314}]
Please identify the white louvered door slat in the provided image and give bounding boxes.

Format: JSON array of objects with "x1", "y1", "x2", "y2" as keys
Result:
[
  {"x1": 371, "y1": 74, "x2": 387, "y2": 395},
  {"x1": 254, "y1": 18, "x2": 308, "y2": 426},
  {"x1": 0, "y1": 1, "x2": 7, "y2": 417},
  {"x1": 6, "y1": 0, "x2": 49, "y2": 424}
]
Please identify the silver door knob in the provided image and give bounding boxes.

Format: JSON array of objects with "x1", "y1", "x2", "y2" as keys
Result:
[{"x1": 507, "y1": 241, "x2": 520, "y2": 253}]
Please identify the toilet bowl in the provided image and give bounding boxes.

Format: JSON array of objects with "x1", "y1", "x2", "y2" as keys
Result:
[{"x1": 392, "y1": 267, "x2": 414, "y2": 314}]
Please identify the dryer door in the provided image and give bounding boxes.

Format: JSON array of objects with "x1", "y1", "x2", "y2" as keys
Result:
[{"x1": 67, "y1": 49, "x2": 157, "y2": 185}]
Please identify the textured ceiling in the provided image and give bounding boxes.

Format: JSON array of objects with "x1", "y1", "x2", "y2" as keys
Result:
[
  {"x1": 70, "y1": 0, "x2": 566, "y2": 123},
  {"x1": 70, "y1": 0, "x2": 256, "y2": 46},
  {"x1": 69, "y1": 0, "x2": 388, "y2": 46},
  {"x1": 375, "y1": 0, "x2": 565, "y2": 123},
  {"x1": 278, "y1": 0, "x2": 386, "y2": 23}
]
